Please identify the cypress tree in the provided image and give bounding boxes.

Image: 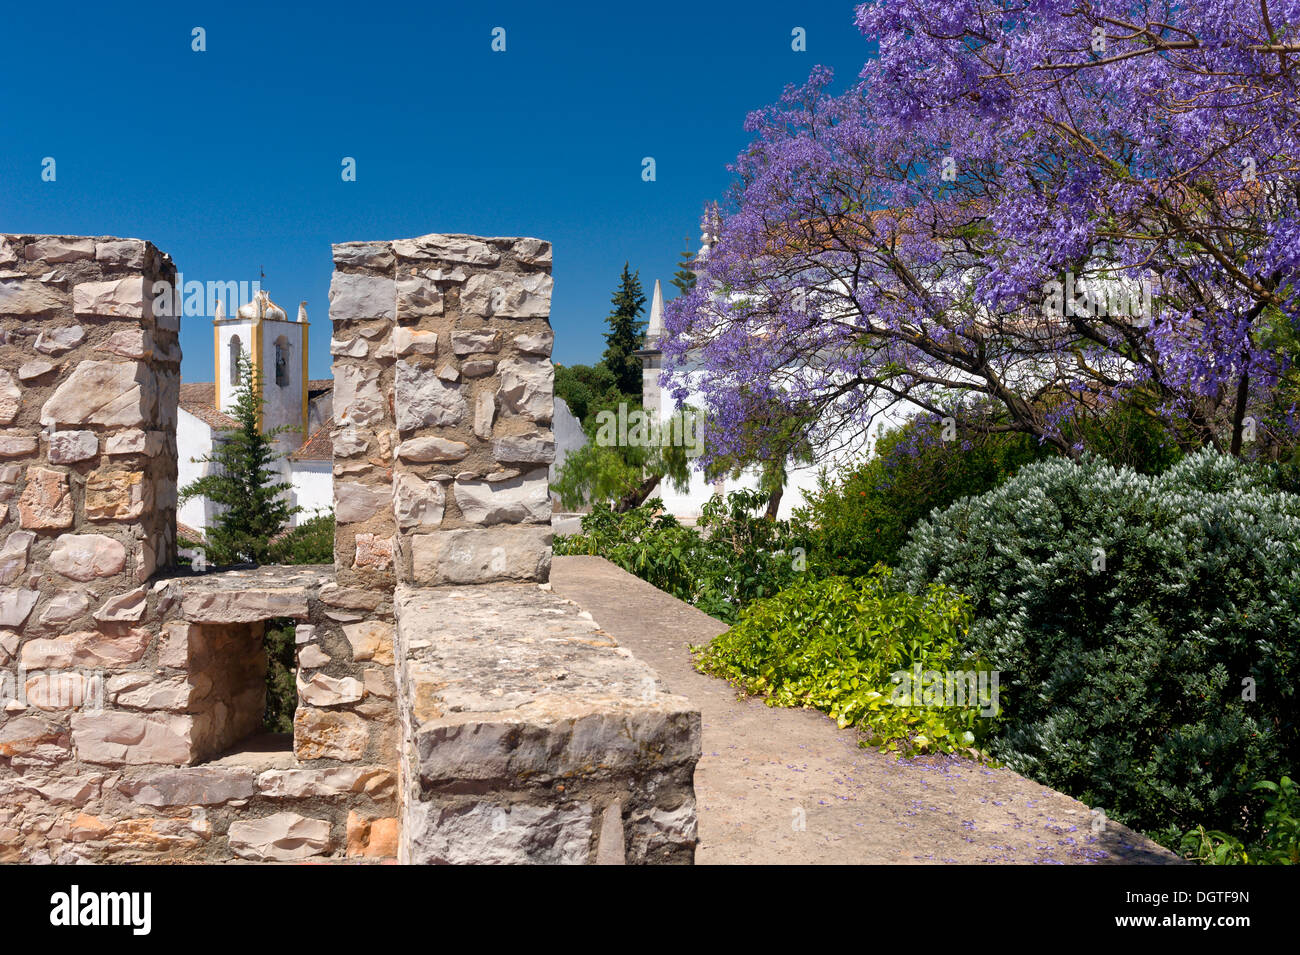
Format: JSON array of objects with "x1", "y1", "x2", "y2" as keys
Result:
[
  {"x1": 179, "y1": 354, "x2": 301, "y2": 565},
  {"x1": 670, "y1": 239, "x2": 697, "y2": 295},
  {"x1": 601, "y1": 262, "x2": 647, "y2": 395}
]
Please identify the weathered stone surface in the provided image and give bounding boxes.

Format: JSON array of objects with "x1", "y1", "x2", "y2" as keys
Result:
[
  {"x1": 297, "y1": 672, "x2": 365, "y2": 707},
  {"x1": 72, "y1": 277, "x2": 148, "y2": 318},
  {"x1": 497, "y1": 356, "x2": 553, "y2": 423},
  {"x1": 92, "y1": 585, "x2": 147, "y2": 622},
  {"x1": 49, "y1": 534, "x2": 127, "y2": 581},
  {"x1": 393, "y1": 234, "x2": 500, "y2": 266},
  {"x1": 180, "y1": 587, "x2": 309, "y2": 622},
  {"x1": 410, "y1": 527, "x2": 552, "y2": 584},
  {"x1": 511, "y1": 237, "x2": 552, "y2": 267},
  {"x1": 0, "y1": 532, "x2": 34, "y2": 586},
  {"x1": 0, "y1": 433, "x2": 38, "y2": 458},
  {"x1": 0, "y1": 279, "x2": 64, "y2": 315},
  {"x1": 451, "y1": 330, "x2": 501, "y2": 355},
  {"x1": 0, "y1": 589, "x2": 39, "y2": 628},
  {"x1": 493, "y1": 433, "x2": 555, "y2": 465},
  {"x1": 395, "y1": 361, "x2": 466, "y2": 431},
  {"x1": 227, "y1": 812, "x2": 331, "y2": 861},
  {"x1": 119, "y1": 767, "x2": 256, "y2": 807},
  {"x1": 71, "y1": 712, "x2": 193, "y2": 765},
  {"x1": 396, "y1": 436, "x2": 469, "y2": 463},
  {"x1": 330, "y1": 336, "x2": 368, "y2": 358},
  {"x1": 454, "y1": 469, "x2": 550, "y2": 525},
  {"x1": 393, "y1": 327, "x2": 438, "y2": 357},
  {"x1": 346, "y1": 811, "x2": 399, "y2": 858},
  {"x1": 317, "y1": 583, "x2": 384, "y2": 611},
  {"x1": 396, "y1": 271, "x2": 444, "y2": 319},
  {"x1": 104, "y1": 429, "x2": 165, "y2": 457},
  {"x1": 514, "y1": 330, "x2": 554, "y2": 355},
  {"x1": 473, "y1": 390, "x2": 496, "y2": 440},
  {"x1": 294, "y1": 708, "x2": 368, "y2": 760},
  {"x1": 342, "y1": 620, "x2": 395, "y2": 665},
  {"x1": 96, "y1": 327, "x2": 153, "y2": 360},
  {"x1": 334, "y1": 482, "x2": 388, "y2": 524},
  {"x1": 47, "y1": 430, "x2": 98, "y2": 464},
  {"x1": 0, "y1": 236, "x2": 15, "y2": 265},
  {"x1": 461, "y1": 359, "x2": 495, "y2": 378},
  {"x1": 333, "y1": 363, "x2": 386, "y2": 428},
  {"x1": 332, "y1": 241, "x2": 394, "y2": 270},
  {"x1": 34, "y1": 325, "x2": 86, "y2": 355},
  {"x1": 0, "y1": 370, "x2": 19, "y2": 425},
  {"x1": 95, "y1": 239, "x2": 146, "y2": 269},
  {"x1": 298, "y1": 644, "x2": 330, "y2": 668},
  {"x1": 257, "y1": 766, "x2": 395, "y2": 799},
  {"x1": 329, "y1": 272, "x2": 395, "y2": 321},
  {"x1": 112, "y1": 674, "x2": 203, "y2": 711},
  {"x1": 18, "y1": 466, "x2": 73, "y2": 530},
  {"x1": 436, "y1": 363, "x2": 460, "y2": 382},
  {"x1": 18, "y1": 360, "x2": 56, "y2": 381},
  {"x1": 405, "y1": 800, "x2": 592, "y2": 865},
  {"x1": 461, "y1": 272, "x2": 553, "y2": 318},
  {"x1": 84, "y1": 467, "x2": 146, "y2": 520},
  {"x1": 41, "y1": 360, "x2": 156, "y2": 428},
  {"x1": 0, "y1": 715, "x2": 67, "y2": 758},
  {"x1": 352, "y1": 534, "x2": 393, "y2": 571},
  {"x1": 332, "y1": 428, "x2": 369, "y2": 457},
  {"x1": 15, "y1": 774, "x2": 103, "y2": 806},
  {"x1": 38, "y1": 590, "x2": 91, "y2": 626},
  {"x1": 393, "y1": 472, "x2": 445, "y2": 529},
  {"x1": 25, "y1": 237, "x2": 94, "y2": 262},
  {"x1": 21, "y1": 628, "x2": 150, "y2": 668}
]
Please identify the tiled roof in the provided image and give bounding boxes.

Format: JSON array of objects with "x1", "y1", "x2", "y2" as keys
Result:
[
  {"x1": 307, "y1": 379, "x2": 334, "y2": 393},
  {"x1": 176, "y1": 521, "x2": 206, "y2": 544},
  {"x1": 178, "y1": 382, "x2": 237, "y2": 429},
  {"x1": 290, "y1": 418, "x2": 334, "y2": 461}
]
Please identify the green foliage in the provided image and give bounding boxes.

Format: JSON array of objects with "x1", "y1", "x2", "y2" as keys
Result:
[
  {"x1": 695, "y1": 569, "x2": 990, "y2": 756},
  {"x1": 262, "y1": 619, "x2": 298, "y2": 734},
  {"x1": 1180, "y1": 777, "x2": 1300, "y2": 865},
  {"x1": 601, "y1": 262, "x2": 647, "y2": 395},
  {"x1": 797, "y1": 417, "x2": 1048, "y2": 577},
  {"x1": 269, "y1": 512, "x2": 335, "y2": 565},
  {"x1": 899, "y1": 449, "x2": 1300, "y2": 837},
  {"x1": 554, "y1": 362, "x2": 622, "y2": 423},
  {"x1": 178, "y1": 355, "x2": 299, "y2": 565},
  {"x1": 670, "y1": 240, "x2": 697, "y2": 296},
  {"x1": 554, "y1": 489, "x2": 806, "y2": 623}
]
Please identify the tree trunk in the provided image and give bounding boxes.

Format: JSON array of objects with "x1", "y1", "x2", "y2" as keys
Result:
[
  {"x1": 764, "y1": 484, "x2": 783, "y2": 521},
  {"x1": 615, "y1": 473, "x2": 662, "y2": 512}
]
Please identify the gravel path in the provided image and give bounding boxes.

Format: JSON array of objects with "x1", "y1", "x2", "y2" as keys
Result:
[{"x1": 551, "y1": 556, "x2": 1179, "y2": 865}]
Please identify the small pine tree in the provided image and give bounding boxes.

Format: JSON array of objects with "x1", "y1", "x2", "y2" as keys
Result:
[
  {"x1": 670, "y1": 239, "x2": 697, "y2": 296},
  {"x1": 601, "y1": 263, "x2": 647, "y2": 395},
  {"x1": 179, "y1": 355, "x2": 300, "y2": 565}
]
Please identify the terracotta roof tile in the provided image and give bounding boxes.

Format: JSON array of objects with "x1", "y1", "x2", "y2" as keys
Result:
[
  {"x1": 290, "y1": 418, "x2": 334, "y2": 461},
  {"x1": 178, "y1": 382, "x2": 237, "y2": 429}
]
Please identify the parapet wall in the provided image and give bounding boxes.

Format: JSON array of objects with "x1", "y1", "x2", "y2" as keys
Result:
[{"x1": 0, "y1": 232, "x2": 698, "y2": 865}]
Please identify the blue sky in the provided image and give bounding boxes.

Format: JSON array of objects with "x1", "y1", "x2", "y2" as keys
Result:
[{"x1": 1, "y1": 1, "x2": 873, "y2": 381}]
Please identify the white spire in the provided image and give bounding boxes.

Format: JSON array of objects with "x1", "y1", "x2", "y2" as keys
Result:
[
  {"x1": 214, "y1": 299, "x2": 225, "y2": 321},
  {"x1": 646, "y1": 278, "x2": 665, "y2": 343},
  {"x1": 297, "y1": 301, "x2": 308, "y2": 323}
]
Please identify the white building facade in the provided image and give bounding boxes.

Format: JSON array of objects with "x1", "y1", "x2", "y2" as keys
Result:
[{"x1": 177, "y1": 289, "x2": 334, "y2": 539}]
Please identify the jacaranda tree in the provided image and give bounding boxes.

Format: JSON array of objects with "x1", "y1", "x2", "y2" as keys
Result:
[{"x1": 663, "y1": 1, "x2": 1300, "y2": 468}]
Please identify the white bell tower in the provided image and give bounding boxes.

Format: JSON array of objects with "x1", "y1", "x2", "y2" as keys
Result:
[{"x1": 213, "y1": 289, "x2": 309, "y2": 455}]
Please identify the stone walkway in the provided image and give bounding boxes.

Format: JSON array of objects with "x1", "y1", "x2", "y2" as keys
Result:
[{"x1": 550, "y1": 556, "x2": 1179, "y2": 865}]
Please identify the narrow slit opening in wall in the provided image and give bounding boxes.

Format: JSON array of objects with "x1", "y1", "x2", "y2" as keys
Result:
[{"x1": 194, "y1": 616, "x2": 296, "y2": 767}]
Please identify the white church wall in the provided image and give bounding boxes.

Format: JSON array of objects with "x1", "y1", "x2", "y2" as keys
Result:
[
  {"x1": 177, "y1": 406, "x2": 216, "y2": 533},
  {"x1": 291, "y1": 462, "x2": 333, "y2": 524}
]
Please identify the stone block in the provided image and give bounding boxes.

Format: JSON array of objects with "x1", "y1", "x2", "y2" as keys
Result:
[{"x1": 409, "y1": 526, "x2": 551, "y2": 584}]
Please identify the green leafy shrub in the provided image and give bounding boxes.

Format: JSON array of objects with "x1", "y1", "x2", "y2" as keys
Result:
[
  {"x1": 554, "y1": 490, "x2": 806, "y2": 623},
  {"x1": 696, "y1": 568, "x2": 991, "y2": 755},
  {"x1": 899, "y1": 449, "x2": 1300, "y2": 837},
  {"x1": 262, "y1": 619, "x2": 297, "y2": 734},
  {"x1": 796, "y1": 417, "x2": 1049, "y2": 578},
  {"x1": 270, "y1": 512, "x2": 335, "y2": 565},
  {"x1": 1181, "y1": 776, "x2": 1300, "y2": 865}
]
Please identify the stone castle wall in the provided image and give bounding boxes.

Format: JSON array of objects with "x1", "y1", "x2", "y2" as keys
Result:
[{"x1": 0, "y1": 232, "x2": 698, "y2": 865}]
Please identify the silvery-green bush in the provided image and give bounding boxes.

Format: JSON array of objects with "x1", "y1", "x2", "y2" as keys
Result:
[{"x1": 900, "y1": 449, "x2": 1300, "y2": 838}]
